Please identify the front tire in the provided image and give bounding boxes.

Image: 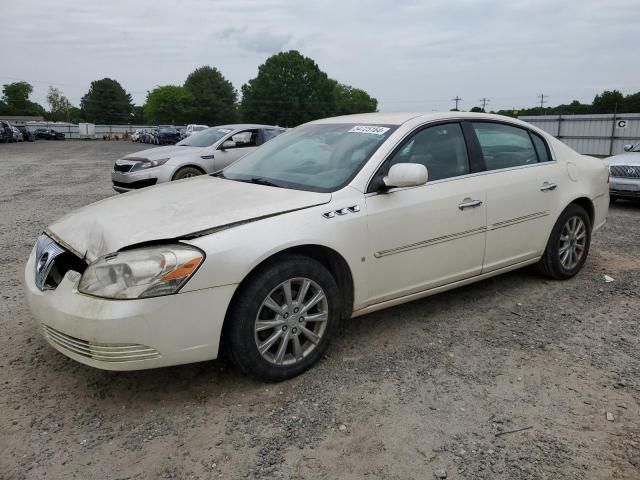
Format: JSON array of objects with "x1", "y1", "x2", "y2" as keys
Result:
[
  {"x1": 172, "y1": 166, "x2": 204, "y2": 180},
  {"x1": 536, "y1": 204, "x2": 591, "y2": 280},
  {"x1": 225, "y1": 255, "x2": 341, "y2": 381}
]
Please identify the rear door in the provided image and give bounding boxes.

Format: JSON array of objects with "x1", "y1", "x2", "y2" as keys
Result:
[{"x1": 469, "y1": 121, "x2": 561, "y2": 272}]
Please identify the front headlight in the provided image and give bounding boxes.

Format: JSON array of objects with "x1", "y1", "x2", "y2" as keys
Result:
[
  {"x1": 132, "y1": 158, "x2": 170, "y2": 170},
  {"x1": 78, "y1": 244, "x2": 204, "y2": 299}
]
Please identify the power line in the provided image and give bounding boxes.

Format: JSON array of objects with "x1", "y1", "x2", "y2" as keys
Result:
[{"x1": 451, "y1": 96, "x2": 462, "y2": 110}]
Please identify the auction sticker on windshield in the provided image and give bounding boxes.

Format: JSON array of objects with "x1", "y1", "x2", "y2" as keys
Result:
[{"x1": 348, "y1": 125, "x2": 390, "y2": 135}]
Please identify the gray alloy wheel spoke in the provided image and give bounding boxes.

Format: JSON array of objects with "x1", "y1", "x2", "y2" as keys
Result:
[
  {"x1": 300, "y1": 291, "x2": 325, "y2": 315},
  {"x1": 292, "y1": 335, "x2": 303, "y2": 361},
  {"x1": 297, "y1": 279, "x2": 311, "y2": 306},
  {"x1": 304, "y1": 312, "x2": 328, "y2": 323},
  {"x1": 282, "y1": 280, "x2": 294, "y2": 311},
  {"x1": 263, "y1": 296, "x2": 285, "y2": 316},
  {"x1": 299, "y1": 325, "x2": 320, "y2": 345},
  {"x1": 255, "y1": 319, "x2": 285, "y2": 332},
  {"x1": 259, "y1": 329, "x2": 284, "y2": 354},
  {"x1": 274, "y1": 330, "x2": 291, "y2": 364}
]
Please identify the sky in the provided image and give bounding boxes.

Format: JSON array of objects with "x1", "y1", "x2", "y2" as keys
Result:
[{"x1": 1, "y1": 0, "x2": 639, "y2": 113}]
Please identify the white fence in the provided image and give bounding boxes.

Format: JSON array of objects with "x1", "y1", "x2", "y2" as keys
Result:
[{"x1": 519, "y1": 113, "x2": 640, "y2": 156}]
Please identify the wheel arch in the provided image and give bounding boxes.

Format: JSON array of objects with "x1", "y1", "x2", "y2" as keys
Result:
[
  {"x1": 220, "y1": 244, "x2": 355, "y2": 347},
  {"x1": 566, "y1": 196, "x2": 595, "y2": 227}
]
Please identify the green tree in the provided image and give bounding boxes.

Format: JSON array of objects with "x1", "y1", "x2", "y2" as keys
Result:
[
  {"x1": 332, "y1": 82, "x2": 377, "y2": 115},
  {"x1": 470, "y1": 106, "x2": 484, "y2": 113},
  {"x1": 0, "y1": 81, "x2": 46, "y2": 116},
  {"x1": 592, "y1": 90, "x2": 624, "y2": 114},
  {"x1": 241, "y1": 50, "x2": 336, "y2": 127},
  {"x1": 184, "y1": 66, "x2": 237, "y2": 125},
  {"x1": 623, "y1": 92, "x2": 640, "y2": 113},
  {"x1": 144, "y1": 86, "x2": 193, "y2": 124},
  {"x1": 46, "y1": 86, "x2": 73, "y2": 122},
  {"x1": 80, "y1": 78, "x2": 134, "y2": 123}
]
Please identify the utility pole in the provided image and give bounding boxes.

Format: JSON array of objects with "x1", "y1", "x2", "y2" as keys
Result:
[
  {"x1": 451, "y1": 96, "x2": 462, "y2": 111},
  {"x1": 479, "y1": 97, "x2": 490, "y2": 111},
  {"x1": 538, "y1": 94, "x2": 547, "y2": 109}
]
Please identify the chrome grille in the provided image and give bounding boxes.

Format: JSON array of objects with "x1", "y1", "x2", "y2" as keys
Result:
[
  {"x1": 610, "y1": 165, "x2": 640, "y2": 178},
  {"x1": 34, "y1": 234, "x2": 87, "y2": 291},
  {"x1": 42, "y1": 324, "x2": 161, "y2": 362}
]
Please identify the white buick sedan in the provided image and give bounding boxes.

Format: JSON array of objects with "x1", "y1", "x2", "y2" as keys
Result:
[{"x1": 25, "y1": 112, "x2": 609, "y2": 381}]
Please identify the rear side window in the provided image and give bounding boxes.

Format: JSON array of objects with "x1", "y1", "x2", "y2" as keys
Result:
[
  {"x1": 472, "y1": 122, "x2": 539, "y2": 170},
  {"x1": 530, "y1": 132, "x2": 550, "y2": 162},
  {"x1": 263, "y1": 129, "x2": 284, "y2": 142}
]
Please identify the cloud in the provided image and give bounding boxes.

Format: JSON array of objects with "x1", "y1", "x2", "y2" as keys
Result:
[{"x1": 0, "y1": 0, "x2": 638, "y2": 112}]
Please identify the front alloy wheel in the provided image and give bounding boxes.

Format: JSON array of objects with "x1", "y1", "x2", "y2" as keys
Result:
[
  {"x1": 254, "y1": 278, "x2": 328, "y2": 366},
  {"x1": 225, "y1": 254, "x2": 340, "y2": 381}
]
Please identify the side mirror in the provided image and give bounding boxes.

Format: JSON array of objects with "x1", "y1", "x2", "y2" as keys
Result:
[
  {"x1": 383, "y1": 163, "x2": 428, "y2": 189},
  {"x1": 623, "y1": 144, "x2": 633, "y2": 152},
  {"x1": 221, "y1": 140, "x2": 235, "y2": 150}
]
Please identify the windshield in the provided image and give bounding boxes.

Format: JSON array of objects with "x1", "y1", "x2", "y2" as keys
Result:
[
  {"x1": 159, "y1": 126, "x2": 176, "y2": 133},
  {"x1": 630, "y1": 144, "x2": 640, "y2": 153},
  {"x1": 177, "y1": 127, "x2": 232, "y2": 147},
  {"x1": 223, "y1": 123, "x2": 397, "y2": 192}
]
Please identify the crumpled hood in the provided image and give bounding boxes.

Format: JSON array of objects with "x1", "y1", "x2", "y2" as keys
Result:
[
  {"x1": 123, "y1": 145, "x2": 207, "y2": 160},
  {"x1": 607, "y1": 152, "x2": 640, "y2": 166},
  {"x1": 46, "y1": 176, "x2": 331, "y2": 262}
]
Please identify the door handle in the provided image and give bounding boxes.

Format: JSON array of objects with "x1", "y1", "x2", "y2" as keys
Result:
[
  {"x1": 458, "y1": 199, "x2": 483, "y2": 210},
  {"x1": 540, "y1": 182, "x2": 557, "y2": 191}
]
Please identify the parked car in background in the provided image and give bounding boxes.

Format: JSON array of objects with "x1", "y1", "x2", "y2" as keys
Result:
[
  {"x1": 0, "y1": 120, "x2": 13, "y2": 143},
  {"x1": 15, "y1": 125, "x2": 35, "y2": 142},
  {"x1": 27, "y1": 112, "x2": 608, "y2": 380},
  {"x1": 12, "y1": 127, "x2": 23, "y2": 142},
  {"x1": 112, "y1": 124, "x2": 285, "y2": 192},
  {"x1": 185, "y1": 124, "x2": 208, "y2": 137},
  {"x1": 131, "y1": 129, "x2": 142, "y2": 142},
  {"x1": 607, "y1": 143, "x2": 640, "y2": 201},
  {"x1": 155, "y1": 125, "x2": 181, "y2": 145},
  {"x1": 34, "y1": 128, "x2": 65, "y2": 140}
]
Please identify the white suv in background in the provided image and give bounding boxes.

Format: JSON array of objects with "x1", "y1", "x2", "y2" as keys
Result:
[{"x1": 111, "y1": 124, "x2": 285, "y2": 192}]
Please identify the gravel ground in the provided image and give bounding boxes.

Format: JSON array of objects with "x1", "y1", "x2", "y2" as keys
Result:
[{"x1": 1, "y1": 140, "x2": 639, "y2": 480}]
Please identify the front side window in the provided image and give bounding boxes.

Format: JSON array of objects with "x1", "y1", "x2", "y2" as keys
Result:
[
  {"x1": 380, "y1": 123, "x2": 470, "y2": 183},
  {"x1": 223, "y1": 130, "x2": 258, "y2": 149},
  {"x1": 224, "y1": 123, "x2": 398, "y2": 192},
  {"x1": 177, "y1": 127, "x2": 232, "y2": 147},
  {"x1": 472, "y1": 122, "x2": 539, "y2": 170}
]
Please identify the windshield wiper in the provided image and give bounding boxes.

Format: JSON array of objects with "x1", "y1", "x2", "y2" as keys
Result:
[
  {"x1": 249, "y1": 177, "x2": 281, "y2": 188},
  {"x1": 211, "y1": 171, "x2": 226, "y2": 178}
]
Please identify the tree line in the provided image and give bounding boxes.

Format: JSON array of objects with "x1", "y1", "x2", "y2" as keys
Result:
[
  {"x1": 2, "y1": 50, "x2": 639, "y2": 126},
  {"x1": 0, "y1": 50, "x2": 377, "y2": 127}
]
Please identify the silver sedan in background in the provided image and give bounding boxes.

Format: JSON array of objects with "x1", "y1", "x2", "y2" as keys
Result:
[
  {"x1": 111, "y1": 124, "x2": 285, "y2": 192},
  {"x1": 607, "y1": 143, "x2": 640, "y2": 202}
]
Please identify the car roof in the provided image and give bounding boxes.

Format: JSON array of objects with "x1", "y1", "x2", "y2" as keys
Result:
[{"x1": 309, "y1": 111, "x2": 532, "y2": 127}]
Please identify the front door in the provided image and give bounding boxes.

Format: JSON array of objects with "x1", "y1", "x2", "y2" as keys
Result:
[
  {"x1": 365, "y1": 122, "x2": 487, "y2": 304},
  {"x1": 215, "y1": 129, "x2": 259, "y2": 170}
]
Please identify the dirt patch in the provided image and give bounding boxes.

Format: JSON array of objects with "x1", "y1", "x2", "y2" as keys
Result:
[{"x1": 1, "y1": 141, "x2": 639, "y2": 479}]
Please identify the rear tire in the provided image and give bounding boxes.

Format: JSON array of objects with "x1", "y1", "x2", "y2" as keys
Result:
[
  {"x1": 225, "y1": 254, "x2": 341, "y2": 381},
  {"x1": 172, "y1": 166, "x2": 204, "y2": 180},
  {"x1": 536, "y1": 203, "x2": 591, "y2": 280}
]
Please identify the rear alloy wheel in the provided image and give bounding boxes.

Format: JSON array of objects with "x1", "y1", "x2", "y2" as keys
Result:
[
  {"x1": 536, "y1": 203, "x2": 591, "y2": 280},
  {"x1": 172, "y1": 167, "x2": 203, "y2": 180},
  {"x1": 225, "y1": 255, "x2": 340, "y2": 381}
]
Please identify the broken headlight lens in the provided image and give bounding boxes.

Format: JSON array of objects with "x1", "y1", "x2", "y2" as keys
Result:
[{"x1": 78, "y1": 245, "x2": 204, "y2": 299}]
